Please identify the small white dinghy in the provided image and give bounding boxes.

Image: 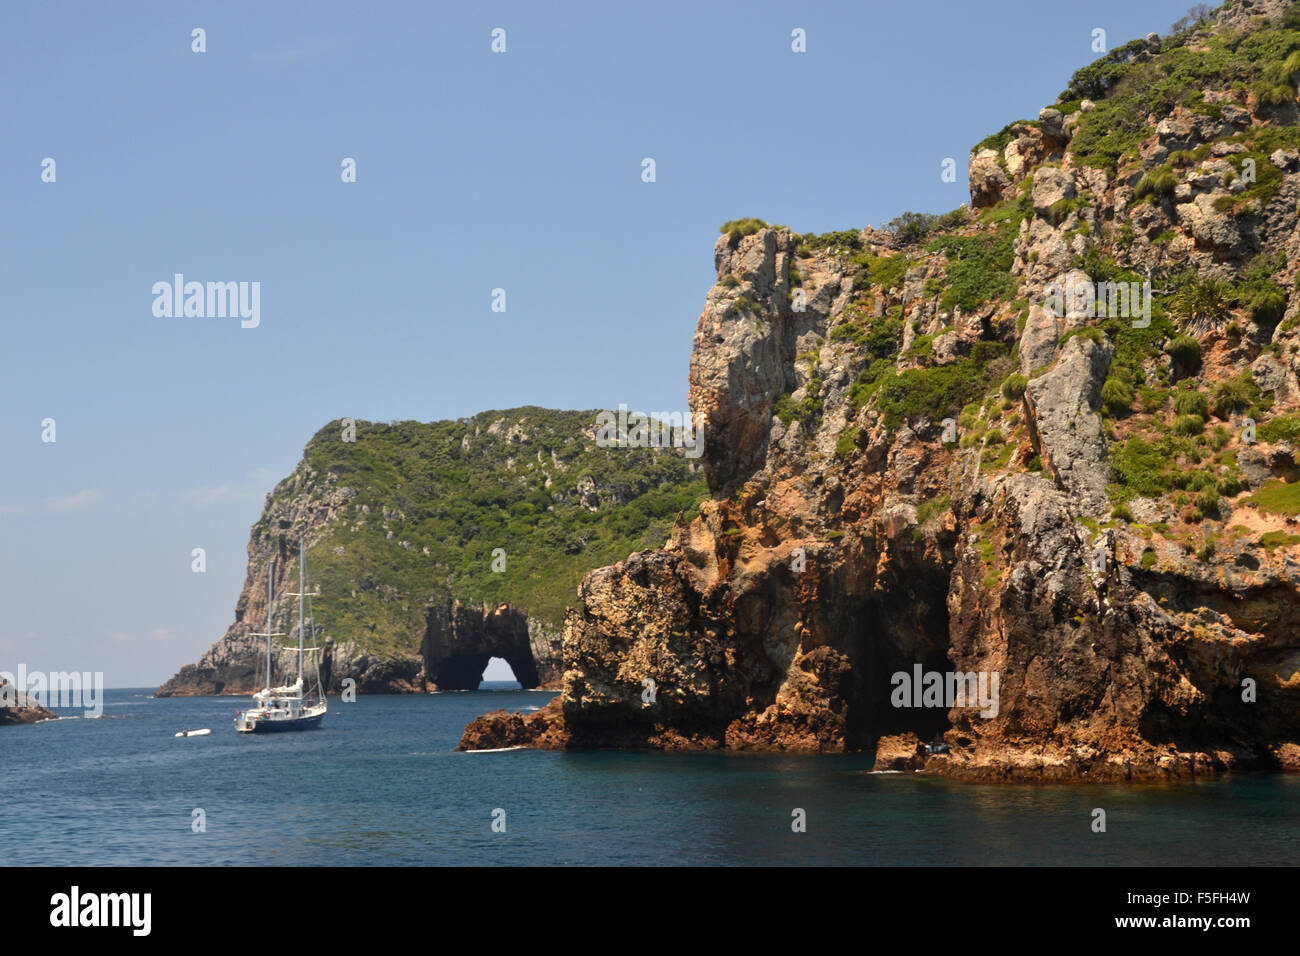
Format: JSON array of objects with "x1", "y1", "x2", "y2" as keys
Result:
[{"x1": 175, "y1": 728, "x2": 211, "y2": 737}]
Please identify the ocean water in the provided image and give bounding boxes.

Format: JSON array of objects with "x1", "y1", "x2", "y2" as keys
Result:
[{"x1": 5, "y1": 686, "x2": 1299, "y2": 866}]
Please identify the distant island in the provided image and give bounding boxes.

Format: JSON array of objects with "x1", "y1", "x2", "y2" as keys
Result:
[{"x1": 157, "y1": 408, "x2": 706, "y2": 697}]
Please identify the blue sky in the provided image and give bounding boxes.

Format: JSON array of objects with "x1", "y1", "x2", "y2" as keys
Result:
[{"x1": 1, "y1": 0, "x2": 1196, "y2": 686}]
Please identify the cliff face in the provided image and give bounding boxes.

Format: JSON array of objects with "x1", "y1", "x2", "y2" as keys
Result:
[
  {"x1": 158, "y1": 409, "x2": 705, "y2": 696},
  {"x1": 461, "y1": 0, "x2": 1300, "y2": 778}
]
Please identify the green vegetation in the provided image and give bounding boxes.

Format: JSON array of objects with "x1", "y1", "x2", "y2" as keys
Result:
[
  {"x1": 1173, "y1": 388, "x2": 1209, "y2": 418},
  {"x1": 1169, "y1": 274, "x2": 1229, "y2": 327},
  {"x1": 974, "y1": 520, "x2": 1001, "y2": 589},
  {"x1": 926, "y1": 225, "x2": 1019, "y2": 312},
  {"x1": 973, "y1": 123, "x2": 1019, "y2": 156},
  {"x1": 873, "y1": 341, "x2": 1013, "y2": 431},
  {"x1": 836, "y1": 426, "x2": 861, "y2": 458},
  {"x1": 1076, "y1": 244, "x2": 1121, "y2": 283},
  {"x1": 799, "y1": 230, "x2": 862, "y2": 255},
  {"x1": 1046, "y1": 194, "x2": 1094, "y2": 224},
  {"x1": 1134, "y1": 165, "x2": 1178, "y2": 201},
  {"x1": 773, "y1": 378, "x2": 824, "y2": 427},
  {"x1": 1109, "y1": 431, "x2": 1242, "y2": 504},
  {"x1": 1260, "y1": 530, "x2": 1300, "y2": 550},
  {"x1": 1061, "y1": 326, "x2": 1106, "y2": 347},
  {"x1": 1247, "y1": 478, "x2": 1300, "y2": 516},
  {"x1": 886, "y1": 209, "x2": 969, "y2": 245},
  {"x1": 1000, "y1": 373, "x2": 1028, "y2": 400},
  {"x1": 720, "y1": 218, "x2": 769, "y2": 242},
  {"x1": 1167, "y1": 334, "x2": 1202, "y2": 378},
  {"x1": 864, "y1": 253, "x2": 911, "y2": 291},
  {"x1": 1210, "y1": 369, "x2": 1264, "y2": 419},
  {"x1": 916, "y1": 495, "x2": 951, "y2": 527},
  {"x1": 1101, "y1": 377, "x2": 1135, "y2": 416},
  {"x1": 796, "y1": 228, "x2": 912, "y2": 292},
  {"x1": 830, "y1": 301, "x2": 904, "y2": 358},
  {"x1": 1068, "y1": 12, "x2": 1300, "y2": 171},
  {"x1": 844, "y1": 358, "x2": 892, "y2": 414},
  {"x1": 295, "y1": 411, "x2": 709, "y2": 655},
  {"x1": 1259, "y1": 414, "x2": 1300, "y2": 442},
  {"x1": 1061, "y1": 36, "x2": 1151, "y2": 102}
]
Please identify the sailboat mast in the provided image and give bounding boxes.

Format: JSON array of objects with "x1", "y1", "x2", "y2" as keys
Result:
[
  {"x1": 298, "y1": 537, "x2": 305, "y2": 682},
  {"x1": 266, "y1": 557, "x2": 274, "y2": 692}
]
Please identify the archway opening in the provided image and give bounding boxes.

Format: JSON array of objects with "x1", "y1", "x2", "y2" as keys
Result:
[{"x1": 481, "y1": 656, "x2": 521, "y2": 689}]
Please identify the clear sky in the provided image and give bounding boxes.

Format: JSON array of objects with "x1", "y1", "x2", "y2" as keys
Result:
[{"x1": 1, "y1": 0, "x2": 1196, "y2": 687}]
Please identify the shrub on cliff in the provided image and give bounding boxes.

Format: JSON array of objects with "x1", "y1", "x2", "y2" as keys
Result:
[
  {"x1": 1210, "y1": 370, "x2": 1262, "y2": 419},
  {"x1": 886, "y1": 208, "x2": 968, "y2": 246},
  {"x1": 1060, "y1": 36, "x2": 1149, "y2": 102},
  {"x1": 1173, "y1": 388, "x2": 1209, "y2": 418},
  {"x1": 720, "y1": 218, "x2": 769, "y2": 242},
  {"x1": 1000, "y1": 373, "x2": 1028, "y2": 400},
  {"x1": 1167, "y1": 334, "x2": 1202, "y2": 377},
  {"x1": 1134, "y1": 165, "x2": 1178, "y2": 201},
  {"x1": 926, "y1": 226, "x2": 1018, "y2": 312},
  {"x1": 1069, "y1": 13, "x2": 1300, "y2": 171},
  {"x1": 772, "y1": 379, "x2": 824, "y2": 427},
  {"x1": 873, "y1": 341, "x2": 1011, "y2": 431},
  {"x1": 1101, "y1": 377, "x2": 1134, "y2": 416}
]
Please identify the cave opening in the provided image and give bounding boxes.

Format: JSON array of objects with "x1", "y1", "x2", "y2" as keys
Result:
[{"x1": 845, "y1": 565, "x2": 954, "y2": 752}]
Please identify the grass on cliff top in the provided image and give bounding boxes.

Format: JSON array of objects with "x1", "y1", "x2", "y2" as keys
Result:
[
  {"x1": 265, "y1": 409, "x2": 708, "y2": 656},
  {"x1": 720, "y1": 218, "x2": 769, "y2": 241},
  {"x1": 1067, "y1": 9, "x2": 1300, "y2": 171}
]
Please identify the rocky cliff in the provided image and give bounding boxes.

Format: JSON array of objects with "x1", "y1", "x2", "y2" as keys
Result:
[
  {"x1": 0, "y1": 679, "x2": 55, "y2": 726},
  {"x1": 159, "y1": 409, "x2": 706, "y2": 696},
  {"x1": 460, "y1": 0, "x2": 1300, "y2": 779}
]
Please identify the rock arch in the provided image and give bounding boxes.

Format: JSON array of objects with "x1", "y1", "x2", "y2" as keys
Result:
[{"x1": 422, "y1": 601, "x2": 545, "y2": 690}]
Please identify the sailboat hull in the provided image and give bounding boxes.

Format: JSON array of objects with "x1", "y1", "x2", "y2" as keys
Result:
[{"x1": 236, "y1": 712, "x2": 325, "y2": 733}]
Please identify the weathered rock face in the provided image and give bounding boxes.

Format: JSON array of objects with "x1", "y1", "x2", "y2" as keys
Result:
[
  {"x1": 423, "y1": 601, "x2": 560, "y2": 690},
  {"x1": 1023, "y1": 335, "x2": 1113, "y2": 515},
  {"x1": 461, "y1": 1, "x2": 1300, "y2": 777}
]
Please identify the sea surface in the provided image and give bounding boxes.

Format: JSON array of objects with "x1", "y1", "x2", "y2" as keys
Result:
[{"x1": 5, "y1": 686, "x2": 1298, "y2": 866}]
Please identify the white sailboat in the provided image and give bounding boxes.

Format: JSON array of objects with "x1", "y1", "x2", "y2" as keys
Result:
[{"x1": 234, "y1": 537, "x2": 327, "y2": 733}]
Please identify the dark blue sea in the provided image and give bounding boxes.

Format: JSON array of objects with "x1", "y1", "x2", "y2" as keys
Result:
[{"x1": 5, "y1": 686, "x2": 1298, "y2": 866}]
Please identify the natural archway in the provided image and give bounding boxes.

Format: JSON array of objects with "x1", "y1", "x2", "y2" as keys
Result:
[{"x1": 422, "y1": 601, "x2": 542, "y2": 690}]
